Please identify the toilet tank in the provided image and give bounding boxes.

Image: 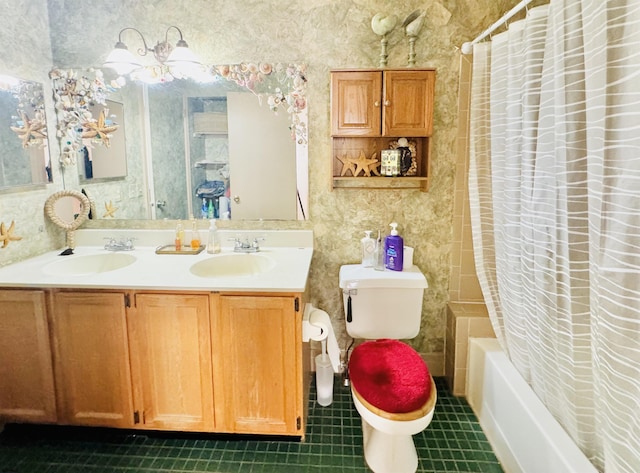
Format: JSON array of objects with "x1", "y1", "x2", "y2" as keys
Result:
[{"x1": 339, "y1": 264, "x2": 428, "y2": 340}]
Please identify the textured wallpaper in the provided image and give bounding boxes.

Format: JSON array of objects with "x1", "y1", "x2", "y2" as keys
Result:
[
  {"x1": 0, "y1": 0, "x2": 65, "y2": 267},
  {"x1": 1, "y1": 0, "x2": 520, "y2": 366}
]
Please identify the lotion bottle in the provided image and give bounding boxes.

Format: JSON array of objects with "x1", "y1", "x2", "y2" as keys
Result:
[
  {"x1": 384, "y1": 222, "x2": 404, "y2": 271},
  {"x1": 207, "y1": 219, "x2": 221, "y2": 254},
  {"x1": 361, "y1": 231, "x2": 376, "y2": 267}
]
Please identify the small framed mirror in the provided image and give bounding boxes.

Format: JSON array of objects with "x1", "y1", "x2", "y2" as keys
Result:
[
  {"x1": 0, "y1": 74, "x2": 52, "y2": 190},
  {"x1": 44, "y1": 190, "x2": 91, "y2": 249}
]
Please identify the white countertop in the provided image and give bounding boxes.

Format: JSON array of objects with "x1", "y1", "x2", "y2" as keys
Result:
[{"x1": 0, "y1": 229, "x2": 313, "y2": 293}]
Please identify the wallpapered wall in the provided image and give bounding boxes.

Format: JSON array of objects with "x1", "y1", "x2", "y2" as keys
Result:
[
  {"x1": 0, "y1": 0, "x2": 65, "y2": 265},
  {"x1": 1, "y1": 0, "x2": 519, "y2": 370}
]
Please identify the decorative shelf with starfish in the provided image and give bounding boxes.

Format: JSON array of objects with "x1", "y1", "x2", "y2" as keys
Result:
[{"x1": 331, "y1": 136, "x2": 430, "y2": 192}]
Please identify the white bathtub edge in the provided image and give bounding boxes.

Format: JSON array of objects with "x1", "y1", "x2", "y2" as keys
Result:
[{"x1": 466, "y1": 338, "x2": 597, "y2": 473}]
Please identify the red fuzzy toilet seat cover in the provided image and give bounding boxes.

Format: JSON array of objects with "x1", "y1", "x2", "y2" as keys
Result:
[{"x1": 349, "y1": 339, "x2": 431, "y2": 414}]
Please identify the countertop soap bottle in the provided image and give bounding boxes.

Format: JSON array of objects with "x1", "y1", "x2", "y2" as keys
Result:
[
  {"x1": 207, "y1": 219, "x2": 221, "y2": 254},
  {"x1": 190, "y1": 219, "x2": 201, "y2": 250},
  {"x1": 175, "y1": 221, "x2": 184, "y2": 251},
  {"x1": 361, "y1": 231, "x2": 375, "y2": 267},
  {"x1": 384, "y1": 222, "x2": 404, "y2": 271}
]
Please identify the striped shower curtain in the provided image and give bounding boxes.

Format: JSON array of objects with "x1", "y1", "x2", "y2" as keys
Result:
[{"x1": 467, "y1": 1, "x2": 640, "y2": 471}]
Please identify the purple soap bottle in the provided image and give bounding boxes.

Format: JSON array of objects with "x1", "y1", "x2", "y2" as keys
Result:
[{"x1": 384, "y1": 222, "x2": 404, "y2": 271}]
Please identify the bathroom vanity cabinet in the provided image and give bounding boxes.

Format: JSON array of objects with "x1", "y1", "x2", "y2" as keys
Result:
[
  {"x1": 1, "y1": 288, "x2": 307, "y2": 437},
  {"x1": 128, "y1": 292, "x2": 214, "y2": 432},
  {"x1": 330, "y1": 68, "x2": 435, "y2": 191},
  {"x1": 0, "y1": 290, "x2": 57, "y2": 424},
  {"x1": 212, "y1": 295, "x2": 302, "y2": 435},
  {"x1": 50, "y1": 291, "x2": 134, "y2": 428}
]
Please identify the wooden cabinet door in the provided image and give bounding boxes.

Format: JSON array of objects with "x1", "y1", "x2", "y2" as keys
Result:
[
  {"x1": 0, "y1": 290, "x2": 56, "y2": 424},
  {"x1": 213, "y1": 295, "x2": 301, "y2": 435},
  {"x1": 331, "y1": 70, "x2": 382, "y2": 136},
  {"x1": 129, "y1": 293, "x2": 213, "y2": 431},
  {"x1": 383, "y1": 69, "x2": 435, "y2": 137},
  {"x1": 50, "y1": 291, "x2": 134, "y2": 428}
]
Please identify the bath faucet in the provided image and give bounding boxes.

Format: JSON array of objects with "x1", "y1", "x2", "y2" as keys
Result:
[
  {"x1": 104, "y1": 237, "x2": 135, "y2": 252},
  {"x1": 230, "y1": 236, "x2": 264, "y2": 253}
]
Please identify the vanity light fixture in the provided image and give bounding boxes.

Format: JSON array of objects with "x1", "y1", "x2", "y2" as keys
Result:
[{"x1": 103, "y1": 26, "x2": 202, "y2": 77}]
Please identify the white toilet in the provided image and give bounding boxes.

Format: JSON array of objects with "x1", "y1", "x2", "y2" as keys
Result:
[{"x1": 339, "y1": 264, "x2": 437, "y2": 473}]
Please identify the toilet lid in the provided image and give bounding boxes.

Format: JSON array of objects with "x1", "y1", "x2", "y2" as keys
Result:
[{"x1": 349, "y1": 339, "x2": 432, "y2": 414}]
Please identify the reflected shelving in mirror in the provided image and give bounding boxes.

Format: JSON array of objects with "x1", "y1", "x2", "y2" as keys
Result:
[{"x1": 0, "y1": 74, "x2": 52, "y2": 190}]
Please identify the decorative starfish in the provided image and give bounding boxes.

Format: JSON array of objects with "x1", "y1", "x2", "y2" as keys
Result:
[
  {"x1": 368, "y1": 154, "x2": 381, "y2": 176},
  {"x1": 82, "y1": 109, "x2": 119, "y2": 147},
  {"x1": 103, "y1": 201, "x2": 118, "y2": 218},
  {"x1": 352, "y1": 150, "x2": 379, "y2": 177},
  {"x1": 10, "y1": 110, "x2": 47, "y2": 148},
  {"x1": 0, "y1": 221, "x2": 22, "y2": 249},
  {"x1": 337, "y1": 153, "x2": 356, "y2": 176}
]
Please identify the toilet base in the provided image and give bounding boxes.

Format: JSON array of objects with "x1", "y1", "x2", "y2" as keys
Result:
[
  {"x1": 361, "y1": 417, "x2": 418, "y2": 473},
  {"x1": 351, "y1": 380, "x2": 436, "y2": 473}
]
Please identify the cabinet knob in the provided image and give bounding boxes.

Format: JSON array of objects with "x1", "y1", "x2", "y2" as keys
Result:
[
  {"x1": 233, "y1": 196, "x2": 241, "y2": 203},
  {"x1": 374, "y1": 101, "x2": 380, "y2": 107},
  {"x1": 384, "y1": 100, "x2": 391, "y2": 107}
]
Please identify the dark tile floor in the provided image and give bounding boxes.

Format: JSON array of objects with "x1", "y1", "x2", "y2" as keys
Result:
[{"x1": 0, "y1": 377, "x2": 503, "y2": 472}]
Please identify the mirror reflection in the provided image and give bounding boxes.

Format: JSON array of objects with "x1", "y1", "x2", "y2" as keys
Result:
[
  {"x1": 53, "y1": 64, "x2": 308, "y2": 221},
  {"x1": 79, "y1": 100, "x2": 127, "y2": 181},
  {"x1": 0, "y1": 74, "x2": 52, "y2": 189}
]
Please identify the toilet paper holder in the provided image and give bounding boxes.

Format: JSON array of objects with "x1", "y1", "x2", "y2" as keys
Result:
[{"x1": 302, "y1": 303, "x2": 341, "y2": 373}]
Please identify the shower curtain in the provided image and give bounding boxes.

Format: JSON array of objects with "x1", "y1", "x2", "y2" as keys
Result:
[{"x1": 467, "y1": 1, "x2": 640, "y2": 471}]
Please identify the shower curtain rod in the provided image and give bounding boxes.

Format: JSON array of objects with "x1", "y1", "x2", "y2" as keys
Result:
[{"x1": 461, "y1": 0, "x2": 534, "y2": 54}]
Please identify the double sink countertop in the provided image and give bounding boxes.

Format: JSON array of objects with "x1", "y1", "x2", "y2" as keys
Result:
[{"x1": 0, "y1": 229, "x2": 313, "y2": 293}]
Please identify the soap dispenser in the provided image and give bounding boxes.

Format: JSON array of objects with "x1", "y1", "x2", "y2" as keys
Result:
[
  {"x1": 207, "y1": 219, "x2": 221, "y2": 254},
  {"x1": 361, "y1": 231, "x2": 376, "y2": 267},
  {"x1": 384, "y1": 222, "x2": 404, "y2": 271}
]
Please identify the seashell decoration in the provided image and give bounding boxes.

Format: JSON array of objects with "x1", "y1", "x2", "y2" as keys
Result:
[
  {"x1": 402, "y1": 10, "x2": 426, "y2": 67},
  {"x1": 371, "y1": 13, "x2": 398, "y2": 67}
]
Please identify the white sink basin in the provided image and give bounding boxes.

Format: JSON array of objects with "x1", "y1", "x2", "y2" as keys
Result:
[
  {"x1": 190, "y1": 253, "x2": 275, "y2": 278},
  {"x1": 43, "y1": 252, "x2": 137, "y2": 276}
]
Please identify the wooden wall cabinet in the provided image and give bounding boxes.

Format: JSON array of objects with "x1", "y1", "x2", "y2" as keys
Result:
[
  {"x1": 0, "y1": 290, "x2": 56, "y2": 424},
  {"x1": 330, "y1": 68, "x2": 436, "y2": 191}
]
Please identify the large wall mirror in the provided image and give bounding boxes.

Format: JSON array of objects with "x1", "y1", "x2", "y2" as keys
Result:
[
  {"x1": 51, "y1": 64, "x2": 308, "y2": 221},
  {"x1": 0, "y1": 74, "x2": 52, "y2": 190}
]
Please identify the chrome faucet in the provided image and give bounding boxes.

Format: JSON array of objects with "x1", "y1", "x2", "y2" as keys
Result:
[
  {"x1": 104, "y1": 237, "x2": 135, "y2": 251},
  {"x1": 230, "y1": 236, "x2": 264, "y2": 253}
]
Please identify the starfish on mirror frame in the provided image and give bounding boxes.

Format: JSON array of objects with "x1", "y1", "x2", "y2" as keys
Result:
[
  {"x1": 0, "y1": 221, "x2": 22, "y2": 249},
  {"x1": 10, "y1": 110, "x2": 47, "y2": 148},
  {"x1": 352, "y1": 150, "x2": 379, "y2": 177},
  {"x1": 337, "y1": 153, "x2": 356, "y2": 176},
  {"x1": 82, "y1": 109, "x2": 119, "y2": 147},
  {"x1": 103, "y1": 201, "x2": 117, "y2": 218}
]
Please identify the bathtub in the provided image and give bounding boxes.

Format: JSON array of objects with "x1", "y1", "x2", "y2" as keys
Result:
[{"x1": 466, "y1": 338, "x2": 597, "y2": 473}]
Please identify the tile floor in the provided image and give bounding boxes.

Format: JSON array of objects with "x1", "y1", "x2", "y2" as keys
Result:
[{"x1": 0, "y1": 377, "x2": 503, "y2": 473}]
